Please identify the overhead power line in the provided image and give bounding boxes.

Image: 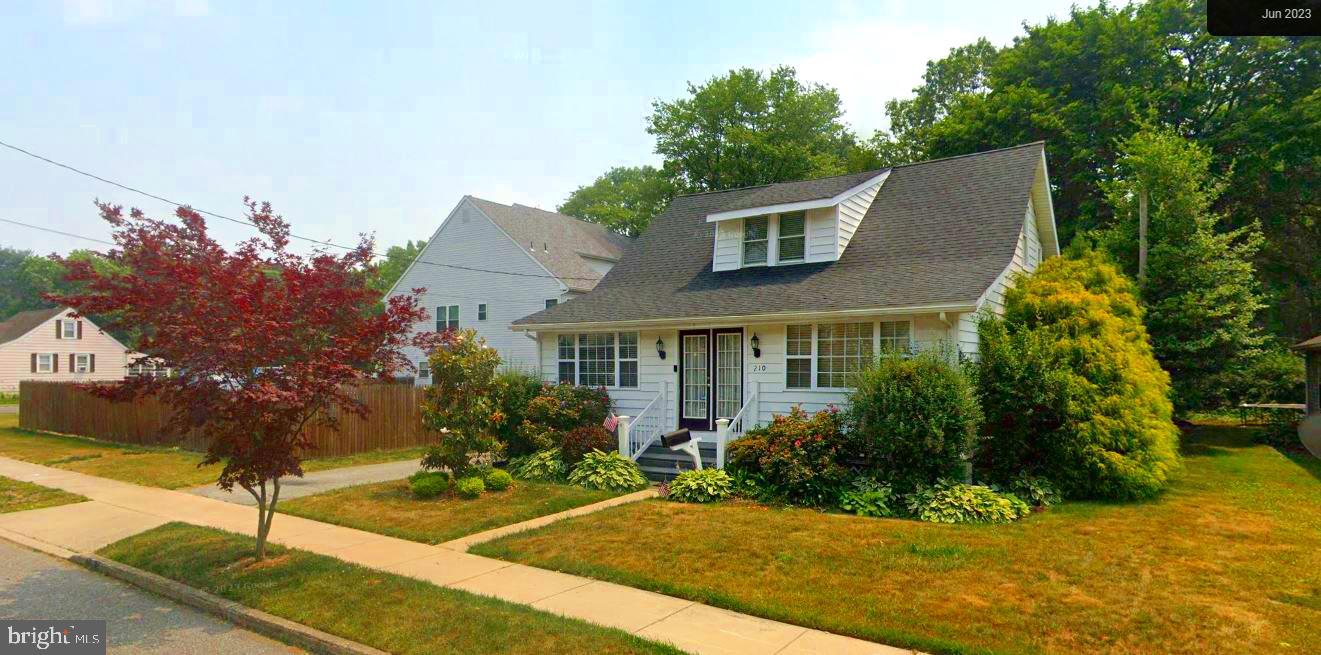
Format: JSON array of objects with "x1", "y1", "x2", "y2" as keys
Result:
[
  {"x1": 0, "y1": 139, "x2": 602, "y2": 282},
  {"x1": 0, "y1": 217, "x2": 116, "y2": 246}
]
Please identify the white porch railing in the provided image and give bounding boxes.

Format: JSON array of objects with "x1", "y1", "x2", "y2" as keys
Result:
[
  {"x1": 617, "y1": 380, "x2": 669, "y2": 461},
  {"x1": 714, "y1": 381, "x2": 759, "y2": 468}
]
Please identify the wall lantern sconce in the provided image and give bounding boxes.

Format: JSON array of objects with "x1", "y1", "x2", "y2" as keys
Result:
[
  {"x1": 656, "y1": 338, "x2": 667, "y2": 360},
  {"x1": 750, "y1": 333, "x2": 761, "y2": 358}
]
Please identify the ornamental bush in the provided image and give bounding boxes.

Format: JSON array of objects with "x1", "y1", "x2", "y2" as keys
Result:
[
  {"x1": 493, "y1": 369, "x2": 546, "y2": 456},
  {"x1": 455, "y1": 475, "x2": 486, "y2": 499},
  {"x1": 567, "y1": 450, "x2": 647, "y2": 492},
  {"x1": 484, "y1": 468, "x2": 513, "y2": 492},
  {"x1": 560, "y1": 425, "x2": 615, "y2": 465},
  {"x1": 516, "y1": 383, "x2": 613, "y2": 452},
  {"x1": 905, "y1": 479, "x2": 1030, "y2": 524},
  {"x1": 667, "y1": 468, "x2": 733, "y2": 503},
  {"x1": 409, "y1": 471, "x2": 451, "y2": 499},
  {"x1": 1008, "y1": 474, "x2": 1061, "y2": 508},
  {"x1": 420, "y1": 329, "x2": 506, "y2": 478},
  {"x1": 738, "y1": 406, "x2": 849, "y2": 507},
  {"x1": 976, "y1": 249, "x2": 1181, "y2": 500},
  {"x1": 508, "y1": 449, "x2": 567, "y2": 481},
  {"x1": 837, "y1": 477, "x2": 896, "y2": 517},
  {"x1": 844, "y1": 351, "x2": 980, "y2": 492}
]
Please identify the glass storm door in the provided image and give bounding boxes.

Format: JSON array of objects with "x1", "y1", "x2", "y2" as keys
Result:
[
  {"x1": 679, "y1": 328, "x2": 743, "y2": 431},
  {"x1": 714, "y1": 329, "x2": 743, "y2": 421},
  {"x1": 679, "y1": 331, "x2": 709, "y2": 431}
]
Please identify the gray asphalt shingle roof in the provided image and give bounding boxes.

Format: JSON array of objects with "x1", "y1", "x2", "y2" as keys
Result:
[
  {"x1": 514, "y1": 142, "x2": 1046, "y2": 327},
  {"x1": 713, "y1": 169, "x2": 888, "y2": 213},
  {"x1": 0, "y1": 307, "x2": 63, "y2": 345},
  {"x1": 467, "y1": 197, "x2": 633, "y2": 293}
]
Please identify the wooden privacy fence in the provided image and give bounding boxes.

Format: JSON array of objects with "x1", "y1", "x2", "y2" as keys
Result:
[{"x1": 18, "y1": 380, "x2": 433, "y2": 457}]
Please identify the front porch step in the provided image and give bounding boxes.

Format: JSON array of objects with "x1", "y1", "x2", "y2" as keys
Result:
[{"x1": 635, "y1": 440, "x2": 718, "y2": 482}]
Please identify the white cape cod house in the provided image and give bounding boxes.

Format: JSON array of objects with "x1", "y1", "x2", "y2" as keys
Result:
[{"x1": 512, "y1": 143, "x2": 1059, "y2": 478}]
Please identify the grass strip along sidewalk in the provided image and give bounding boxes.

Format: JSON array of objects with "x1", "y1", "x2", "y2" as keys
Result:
[
  {"x1": 100, "y1": 523, "x2": 683, "y2": 655},
  {"x1": 0, "y1": 415, "x2": 423, "y2": 490},
  {"x1": 474, "y1": 424, "x2": 1321, "y2": 655},
  {"x1": 280, "y1": 479, "x2": 620, "y2": 544},
  {"x1": 0, "y1": 475, "x2": 87, "y2": 514}
]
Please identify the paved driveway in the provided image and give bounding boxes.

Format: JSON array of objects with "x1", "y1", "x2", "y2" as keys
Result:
[
  {"x1": 187, "y1": 458, "x2": 421, "y2": 505},
  {"x1": 0, "y1": 540, "x2": 299, "y2": 654}
]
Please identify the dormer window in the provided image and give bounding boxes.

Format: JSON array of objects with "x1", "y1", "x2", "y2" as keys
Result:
[
  {"x1": 778, "y1": 211, "x2": 805, "y2": 262},
  {"x1": 742, "y1": 216, "x2": 769, "y2": 266}
]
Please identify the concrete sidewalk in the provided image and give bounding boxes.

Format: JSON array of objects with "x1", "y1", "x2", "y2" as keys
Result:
[
  {"x1": 0, "y1": 456, "x2": 914, "y2": 655},
  {"x1": 186, "y1": 459, "x2": 422, "y2": 505}
]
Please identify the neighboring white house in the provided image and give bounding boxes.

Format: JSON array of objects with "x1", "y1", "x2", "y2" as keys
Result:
[
  {"x1": 511, "y1": 142, "x2": 1059, "y2": 478},
  {"x1": 0, "y1": 307, "x2": 136, "y2": 392},
  {"x1": 386, "y1": 196, "x2": 632, "y2": 377}
]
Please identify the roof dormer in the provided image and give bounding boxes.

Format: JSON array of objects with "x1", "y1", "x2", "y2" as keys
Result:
[{"x1": 708, "y1": 170, "x2": 888, "y2": 272}]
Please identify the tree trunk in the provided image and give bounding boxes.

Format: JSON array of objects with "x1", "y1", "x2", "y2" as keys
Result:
[
  {"x1": 245, "y1": 477, "x2": 282, "y2": 560},
  {"x1": 1138, "y1": 187, "x2": 1149, "y2": 286}
]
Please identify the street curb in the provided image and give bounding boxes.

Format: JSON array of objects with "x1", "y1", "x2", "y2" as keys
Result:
[{"x1": 71, "y1": 553, "x2": 388, "y2": 655}]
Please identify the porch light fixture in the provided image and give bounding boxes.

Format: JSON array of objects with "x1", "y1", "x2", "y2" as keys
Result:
[
  {"x1": 750, "y1": 333, "x2": 761, "y2": 358},
  {"x1": 656, "y1": 337, "x2": 667, "y2": 360}
]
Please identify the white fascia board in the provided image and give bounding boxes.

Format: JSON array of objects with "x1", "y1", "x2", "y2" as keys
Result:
[
  {"x1": 704, "y1": 171, "x2": 889, "y2": 223},
  {"x1": 510, "y1": 300, "x2": 976, "y2": 332}
]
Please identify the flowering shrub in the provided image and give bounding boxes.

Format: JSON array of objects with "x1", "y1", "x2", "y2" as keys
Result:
[
  {"x1": 568, "y1": 450, "x2": 647, "y2": 492},
  {"x1": 560, "y1": 425, "x2": 615, "y2": 465},
  {"x1": 667, "y1": 468, "x2": 733, "y2": 503},
  {"x1": 420, "y1": 329, "x2": 505, "y2": 478},
  {"x1": 509, "y1": 449, "x2": 566, "y2": 481},
  {"x1": 516, "y1": 384, "x2": 612, "y2": 452},
  {"x1": 737, "y1": 406, "x2": 849, "y2": 507},
  {"x1": 905, "y1": 479, "x2": 1030, "y2": 524},
  {"x1": 493, "y1": 370, "x2": 545, "y2": 456}
]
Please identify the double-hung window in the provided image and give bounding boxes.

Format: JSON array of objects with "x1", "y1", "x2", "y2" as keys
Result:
[
  {"x1": 742, "y1": 216, "x2": 769, "y2": 266},
  {"x1": 60, "y1": 320, "x2": 77, "y2": 339},
  {"x1": 786, "y1": 324, "x2": 813, "y2": 389},
  {"x1": 817, "y1": 322, "x2": 874, "y2": 388},
  {"x1": 777, "y1": 212, "x2": 806, "y2": 262},
  {"x1": 878, "y1": 321, "x2": 912, "y2": 354},
  {"x1": 555, "y1": 332, "x2": 639, "y2": 388},
  {"x1": 436, "y1": 305, "x2": 459, "y2": 331},
  {"x1": 478, "y1": 304, "x2": 488, "y2": 321},
  {"x1": 36, "y1": 353, "x2": 54, "y2": 373},
  {"x1": 73, "y1": 353, "x2": 91, "y2": 373},
  {"x1": 785, "y1": 320, "x2": 912, "y2": 389},
  {"x1": 417, "y1": 360, "x2": 430, "y2": 380}
]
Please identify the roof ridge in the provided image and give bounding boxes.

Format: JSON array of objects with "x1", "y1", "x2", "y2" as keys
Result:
[{"x1": 891, "y1": 141, "x2": 1045, "y2": 170}]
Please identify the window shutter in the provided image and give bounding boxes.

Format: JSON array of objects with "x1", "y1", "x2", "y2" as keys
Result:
[
  {"x1": 69, "y1": 354, "x2": 75, "y2": 371},
  {"x1": 30, "y1": 353, "x2": 36, "y2": 373},
  {"x1": 55, "y1": 320, "x2": 62, "y2": 339},
  {"x1": 90, "y1": 354, "x2": 95, "y2": 373},
  {"x1": 77, "y1": 321, "x2": 83, "y2": 339},
  {"x1": 52, "y1": 354, "x2": 58, "y2": 372}
]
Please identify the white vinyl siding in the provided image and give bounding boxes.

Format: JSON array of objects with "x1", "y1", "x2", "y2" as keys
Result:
[
  {"x1": 712, "y1": 220, "x2": 743, "y2": 272},
  {"x1": 837, "y1": 176, "x2": 884, "y2": 256},
  {"x1": 805, "y1": 207, "x2": 837, "y2": 262},
  {"x1": 961, "y1": 196, "x2": 1047, "y2": 360}
]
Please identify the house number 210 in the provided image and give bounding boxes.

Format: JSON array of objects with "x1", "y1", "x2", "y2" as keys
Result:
[{"x1": 751, "y1": 364, "x2": 768, "y2": 373}]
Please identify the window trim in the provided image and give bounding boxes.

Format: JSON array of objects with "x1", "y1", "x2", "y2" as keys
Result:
[
  {"x1": 545, "y1": 298, "x2": 559, "y2": 310},
  {"x1": 60, "y1": 320, "x2": 77, "y2": 340},
  {"x1": 73, "y1": 353, "x2": 91, "y2": 373},
  {"x1": 554, "y1": 331, "x2": 641, "y2": 389},
  {"x1": 435, "y1": 304, "x2": 459, "y2": 332},
  {"x1": 785, "y1": 319, "x2": 915, "y2": 390},
  {"x1": 36, "y1": 353, "x2": 54, "y2": 373},
  {"x1": 477, "y1": 303, "x2": 488, "y2": 321},
  {"x1": 776, "y1": 211, "x2": 807, "y2": 264},
  {"x1": 417, "y1": 360, "x2": 430, "y2": 379},
  {"x1": 741, "y1": 216, "x2": 770, "y2": 267}
]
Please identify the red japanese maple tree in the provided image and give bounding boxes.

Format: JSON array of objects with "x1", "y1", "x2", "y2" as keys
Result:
[{"x1": 49, "y1": 199, "x2": 431, "y2": 558}]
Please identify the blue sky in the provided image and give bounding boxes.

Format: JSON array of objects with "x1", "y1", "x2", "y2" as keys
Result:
[{"x1": 1, "y1": 0, "x2": 1084, "y2": 257}]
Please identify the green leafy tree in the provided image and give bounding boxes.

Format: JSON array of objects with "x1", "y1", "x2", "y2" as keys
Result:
[
  {"x1": 420, "y1": 329, "x2": 505, "y2": 478},
  {"x1": 557, "y1": 166, "x2": 674, "y2": 237},
  {"x1": 369, "y1": 238, "x2": 428, "y2": 296},
  {"x1": 647, "y1": 66, "x2": 862, "y2": 192},
  {"x1": 881, "y1": 37, "x2": 999, "y2": 161},
  {"x1": 1100, "y1": 126, "x2": 1266, "y2": 410},
  {"x1": 976, "y1": 248, "x2": 1181, "y2": 501}
]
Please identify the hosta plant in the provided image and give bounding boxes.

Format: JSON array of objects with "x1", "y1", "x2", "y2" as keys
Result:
[
  {"x1": 667, "y1": 468, "x2": 733, "y2": 503},
  {"x1": 837, "y1": 478, "x2": 896, "y2": 517},
  {"x1": 509, "y1": 449, "x2": 566, "y2": 481},
  {"x1": 906, "y1": 479, "x2": 1030, "y2": 524},
  {"x1": 1009, "y1": 474, "x2": 1061, "y2": 508},
  {"x1": 568, "y1": 450, "x2": 647, "y2": 492}
]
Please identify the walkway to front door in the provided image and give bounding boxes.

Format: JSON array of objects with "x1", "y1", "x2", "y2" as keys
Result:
[{"x1": 679, "y1": 328, "x2": 743, "y2": 432}]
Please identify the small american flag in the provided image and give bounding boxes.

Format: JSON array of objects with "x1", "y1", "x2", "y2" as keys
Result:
[{"x1": 603, "y1": 415, "x2": 618, "y2": 432}]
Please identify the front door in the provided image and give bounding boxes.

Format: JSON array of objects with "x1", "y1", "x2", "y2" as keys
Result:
[{"x1": 678, "y1": 328, "x2": 743, "y2": 431}]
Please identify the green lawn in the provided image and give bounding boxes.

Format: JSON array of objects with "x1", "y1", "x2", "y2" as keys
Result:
[
  {"x1": 474, "y1": 425, "x2": 1321, "y2": 655},
  {"x1": 100, "y1": 523, "x2": 682, "y2": 655},
  {"x1": 0, "y1": 394, "x2": 17, "y2": 406},
  {"x1": 281, "y1": 478, "x2": 620, "y2": 544},
  {"x1": 0, "y1": 475, "x2": 87, "y2": 513},
  {"x1": 0, "y1": 415, "x2": 422, "y2": 489}
]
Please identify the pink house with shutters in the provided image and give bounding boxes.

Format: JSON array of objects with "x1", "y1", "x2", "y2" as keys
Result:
[{"x1": 0, "y1": 307, "x2": 136, "y2": 393}]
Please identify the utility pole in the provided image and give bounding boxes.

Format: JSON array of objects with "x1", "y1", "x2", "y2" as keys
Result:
[{"x1": 1137, "y1": 188, "x2": 1148, "y2": 286}]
